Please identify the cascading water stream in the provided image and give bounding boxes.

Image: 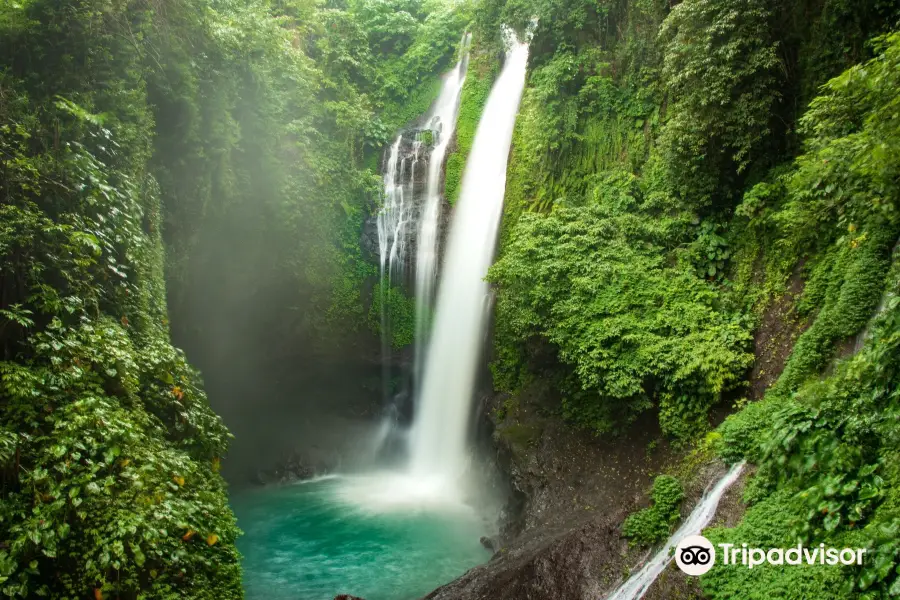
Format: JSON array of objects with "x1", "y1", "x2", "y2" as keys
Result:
[
  {"x1": 409, "y1": 38, "x2": 530, "y2": 482},
  {"x1": 413, "y1": 34, "x2": 471, "y2": 389},
  {"x1": 371, "y1": 43, "x2": 470, "y2": 457},
  {"x1": 605, "y1": 462, "x2": 746, "y2": 600},
  {"x1": 376, "y1": 137, "x2": 404, "y2": 403},
  {"x1": 376, "y1": 137, "x2": 405, "y2": 283}
]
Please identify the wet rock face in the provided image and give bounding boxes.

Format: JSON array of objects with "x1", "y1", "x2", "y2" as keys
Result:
[
  {"x1": 361, "y1": 128, "x2": 452, "y2": 289},
  {"x1": 417, "y1": 380, "x2": 660, "y2": 599},
  {"x1": 252, "y1": 446, "x2": 337, "y2": 485},
  {"x1": 428, "y1": 518, "x2": 628, "y2": 600},
  {"x1": 425, "y1": 379, "x2": 731, "y2": 600},
  {"x1": 424, "y1": 376, "x2": 751, "y2": 600},
  {"x1": 479, "y1": 535, "x2": 498, "y2": 552}
]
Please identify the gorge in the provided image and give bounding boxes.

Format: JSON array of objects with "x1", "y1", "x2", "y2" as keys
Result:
[{"x1": 232, "y1": 31, "x2": 529, "y2": 600}]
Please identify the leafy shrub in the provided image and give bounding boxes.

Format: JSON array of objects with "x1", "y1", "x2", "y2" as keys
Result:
[
  {"x1": 623, "y1": 475, "x2": 685, "y2": 546},
  {"x1": 703, "y1": 490, "x2": 852, "y2": 600},
  {"x1": 368, "y1": 285, "x2": 416, "y2": 349},
  {"x1": 489, "y1": 178, "x2": 753, "y2": 439},
  {"x1": 443, "y1": 51, "x2": 500, "y2": 204},
  {"x1": 689, "y1": 221, "x2": 732, "y2": 279},
  {"x1": 657, "y1": 0, "x2": 781, "y2": 208},
  {"x1": 718, "y1": 398, "x2": 779, "y2": 464},
  {"x1": 709, "y1": 36, "x2": 900, "y2": 598},
  {"x1": 0, "y1": 86, "x2": 240, "y2": 598}
]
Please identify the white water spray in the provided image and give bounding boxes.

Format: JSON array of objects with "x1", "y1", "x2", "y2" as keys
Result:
[
  {"x1": 605, "y1": 462, "x2": 746, "y2": 600},
  {"x1": 409, "y1": 39, "x2": 530, "y2": 482}
]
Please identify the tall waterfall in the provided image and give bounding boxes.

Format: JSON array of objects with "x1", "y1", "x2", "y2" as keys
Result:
[
  {"x1": 371, "y1": 44, "x2": 471, "y2": 464},
  {"x1": 409, "y1": 39, "x2": 530, "y2": 480},
  {"x1": 414, "y1": 35, "x2": 470, "y2": 388},
  {"x1": 374, "y1": 45, "x2": 470, "y2": 386}
]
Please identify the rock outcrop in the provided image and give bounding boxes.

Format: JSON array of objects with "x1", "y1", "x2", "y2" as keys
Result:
[{"x1": 428, "y1": 378, "x2": 743, "y2": 599}]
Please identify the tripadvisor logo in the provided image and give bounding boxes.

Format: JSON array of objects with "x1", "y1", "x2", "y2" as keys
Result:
[
  {"x1": 674, "y1": 534, "x2": 867, "y2": 576},
  {"x1": 675, "y1": 535, "x2": 716, "y2": 576}
]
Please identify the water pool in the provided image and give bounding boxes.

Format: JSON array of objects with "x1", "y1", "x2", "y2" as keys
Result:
[{"x1": 232, "y1": 476, "x2": 490, "y2": 600}]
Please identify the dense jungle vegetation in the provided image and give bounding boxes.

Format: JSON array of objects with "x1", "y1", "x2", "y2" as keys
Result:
[
  {"x1": 477, "y1": 0, "x2": 900, "y2": 597},
  {"x1": 1, "y1": 0, "x2": 899, "y2": 596},
  {"x1": 0, "y1": 0, "x2": 467, "y2": 596}
]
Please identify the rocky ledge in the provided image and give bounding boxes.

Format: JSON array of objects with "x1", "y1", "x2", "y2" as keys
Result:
[{"x1": 426, "y1": 379, "x2": 748, "y2": 600}]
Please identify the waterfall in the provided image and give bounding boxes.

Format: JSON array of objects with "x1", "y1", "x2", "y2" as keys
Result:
[
  {"x1": 376, "y1": 136, "x2": 406, "y2": 284},
  {"x1": 605, "y1": 462, "x2": 746, "y2": 600},
  {"x1": 409, "y1": 38, "x2": 530, "y2": 480},
  {"x1": 372, "y1": 44, "x2": 471, "y2": 460},
  {"x1": 376, "y1": 137, "x2": 404, "y2": 404},
  {"x1": 413, "y1": 34, "x2": 471, "y2": 389}
]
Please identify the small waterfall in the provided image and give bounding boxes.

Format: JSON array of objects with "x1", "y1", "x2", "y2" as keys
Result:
[
  {"x1": 414, "y1": 34, "x2": 471, "y2": 389},
  {"x1": 376, "y1": 137, "x2": 405, "y2": 403},
  {"x1": 376, "y1": 137, "x2": 406, "y2": 284},
  {"x1": 605, "y1": 462, "x2": 746, "y2": 600},
  {"x1": 409, "y1": 38, "x2": 530, "y2": 481}
]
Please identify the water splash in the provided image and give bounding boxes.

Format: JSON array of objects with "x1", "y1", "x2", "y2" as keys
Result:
[
  {"x1": 606, "y1": 462, "x2": 746, "y2": 600},
  {"x1": 409, "y1": 38, "x2": 530, "y2": 482}
]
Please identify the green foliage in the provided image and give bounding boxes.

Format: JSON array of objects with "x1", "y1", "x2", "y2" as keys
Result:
[
  {"x1": 702, "y1": 489, "x2": 853, "y2": 599},
  {"x1": 380, "y1": 77, "x2": 444, "y2": 134},
  {"x1": 796, "y1": 0, "x2": 900, "y2": 106},
  {"x1": 0, "y1": 4, "x2": 469, "y2": 594},
  {"x1": 709, "y1": 35, "x2": 900, "y2": 599},
  {"x1": 368, "y1": 285, "x2": 417, "y2": 349},
  {"x1": 774, "y1": 230, "x2": 893, "y2": 395},
  {"x1": 0, "y1": 0, "x2": 475, "y2": 593},
  {"x1": 623, "y1": 475, "x2": 685, "y2": 546},
  {"x1": 489, "y1": 173, "x2": 753, "y2": 439},
  {"x1": 710, "y1": 282, "x2": 900, "y2": 598},
  {"x1": 712, "y1": 255, "x2": 900, "y2": 597},
  {"x1": 443, "y1": 51, "x2": 500, "y2": 205},
  {"x1": 0, "y1": 322, "x2": 239, "y2": 599},
  {"x1": 502, "y1": 28, "x2": 663, "y2": 226},
  {"x1": 0, "y1": 73, "x2": 239, "y2": 598},
  {"x1": 718, "y1": 396, "x2": 779, "y2": 464},
  {"x1": 656, "y1": 0, "x2": 781, "y2": 208},
  {"x1": 688, "y1": 221, "x2": 732, "y2": 280},
  {"x1": 128, "y1": 0, "x2": 466, "y2": 363},
  {"x1": 490, "y1": 0, "x2": 900, "y2": 459}
]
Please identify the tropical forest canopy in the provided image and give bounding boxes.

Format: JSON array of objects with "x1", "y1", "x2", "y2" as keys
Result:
[{"x1": 0, "y1": 0, "x2": 899, "y2": 597}]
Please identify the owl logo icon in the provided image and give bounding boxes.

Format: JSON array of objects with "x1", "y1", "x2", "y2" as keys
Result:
[{"x1": 675, "y1": 535, "x2": 716, "y2": 576}]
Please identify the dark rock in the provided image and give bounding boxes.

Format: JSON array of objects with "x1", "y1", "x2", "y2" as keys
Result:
[
  {"x1": 423, "y1": 379, "x2": 737, "y2": 599},
  {"x1": 251, "y1": 448, "x2": 331, "y2": 486},
  {"x1": 479, "y1": 536, "x2": 497, "y2": 552},
  {"x1": 334, "y1": 595, "x2": 365, "y2": 600}
]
